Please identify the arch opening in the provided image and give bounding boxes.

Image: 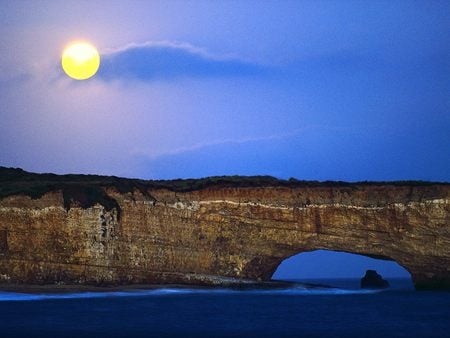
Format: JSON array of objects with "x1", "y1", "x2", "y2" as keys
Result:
[{"x1": 271, "y1": 250, "x2": 413, "y2": 289}]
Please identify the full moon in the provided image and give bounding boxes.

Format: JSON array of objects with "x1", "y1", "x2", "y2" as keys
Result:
[{"x1": 61, "y1": 42, "x2": 100, "y2": 80}]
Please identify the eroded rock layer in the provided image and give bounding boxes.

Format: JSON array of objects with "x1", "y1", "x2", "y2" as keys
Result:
[{"x1": 0, "y1": 169, "x2": 449, "y2": 289}]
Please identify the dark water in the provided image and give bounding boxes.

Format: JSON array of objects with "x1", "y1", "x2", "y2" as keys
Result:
[{"x1": 0, "y1": 279, "x2": 449, "y2": 338}]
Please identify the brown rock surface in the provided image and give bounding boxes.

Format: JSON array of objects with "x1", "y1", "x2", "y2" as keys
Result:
[{"x1": 0, "y1": 168, "x2": 449, "y2": 290}]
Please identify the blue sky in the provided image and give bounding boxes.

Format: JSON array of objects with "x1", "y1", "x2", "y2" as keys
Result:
[{"x1": 0, "y1": 1, "x2": 448, "y2": 278}]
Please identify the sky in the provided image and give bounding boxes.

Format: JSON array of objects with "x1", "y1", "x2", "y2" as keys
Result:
[
  {"x1": 273, "y1": 250, "x2": 410, "y2": 279},
  {"x1": 1, "y1": 0, "x2": 449, "y2": 278}
]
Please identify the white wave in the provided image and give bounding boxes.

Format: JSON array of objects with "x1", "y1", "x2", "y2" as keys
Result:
[{"x1": 0, "y1": 286, "x2": 383, "y2": 302}]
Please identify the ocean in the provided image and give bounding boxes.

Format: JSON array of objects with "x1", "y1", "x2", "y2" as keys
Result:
[{"x1": 0, "y1": 278, "x2": 449, "y2": 338}]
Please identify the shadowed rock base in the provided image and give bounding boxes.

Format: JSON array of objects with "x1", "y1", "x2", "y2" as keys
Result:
[{"x1": 413, "y1": 276, "x2": 450, "y2": 291}]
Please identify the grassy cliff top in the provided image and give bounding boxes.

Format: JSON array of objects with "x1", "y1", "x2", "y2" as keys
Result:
[{"x1": 0, "y1": 166, "x2": 448, "y2": 211}]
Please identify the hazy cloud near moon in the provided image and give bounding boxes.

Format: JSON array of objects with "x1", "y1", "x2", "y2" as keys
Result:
[{"x1": 97, "y1": 41, "x2": 265, "y2": 81}]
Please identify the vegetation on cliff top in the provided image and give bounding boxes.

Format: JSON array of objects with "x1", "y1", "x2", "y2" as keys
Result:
[{"x1": 0, "y1": 166, "x2": 447, "y2": 211}]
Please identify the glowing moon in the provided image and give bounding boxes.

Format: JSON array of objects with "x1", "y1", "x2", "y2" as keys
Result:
[{"x1": 61, "y1": 42, "x2": 100, "y2": 80}]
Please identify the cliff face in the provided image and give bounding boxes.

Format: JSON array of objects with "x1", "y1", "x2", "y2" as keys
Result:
[{"x1": 0, "y1": 168, "x2": 449, "y2": 290}]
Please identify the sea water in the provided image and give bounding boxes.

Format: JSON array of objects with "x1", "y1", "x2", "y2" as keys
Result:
[{"x1": 0, "y1": 279, "x2": 449, "y2": 337}]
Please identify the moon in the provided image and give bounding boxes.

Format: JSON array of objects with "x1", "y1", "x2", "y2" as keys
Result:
[{"x1": 61, "y1": 42, "x2": 100, "y2": 80}]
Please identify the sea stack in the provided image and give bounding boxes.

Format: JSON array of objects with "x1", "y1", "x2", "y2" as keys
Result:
[{"x1": 361, "y1": 270, "x2": 390, "y2": 289}]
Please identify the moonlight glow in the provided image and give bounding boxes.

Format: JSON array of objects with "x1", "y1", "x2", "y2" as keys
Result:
[{"x1": 61, "y1": 42, "x2": 100, "y2": 80}]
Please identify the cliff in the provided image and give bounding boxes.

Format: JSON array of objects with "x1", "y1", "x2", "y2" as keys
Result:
[{"x1": 0, "y1": 167, "x2": 449, "y2": 290}]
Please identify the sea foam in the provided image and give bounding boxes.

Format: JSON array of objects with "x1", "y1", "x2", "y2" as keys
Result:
[{"x1": 0, "y1": 287, "x2": 382, "y2": 301}]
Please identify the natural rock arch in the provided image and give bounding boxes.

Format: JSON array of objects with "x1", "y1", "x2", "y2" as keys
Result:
[
  {"x1": 0, "y1": 168, "x2": 449, "y2": 290},
  {"x1": 228, "y1": 212, "x2": 447, "y2": 290},
  {"x1": 165, "y1": 184, "x2": 448, "y2": 290}
]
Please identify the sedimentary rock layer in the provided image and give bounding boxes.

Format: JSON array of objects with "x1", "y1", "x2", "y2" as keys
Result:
[{"x1": 0, "y1": 168, "x2": 449, "y2": 289}]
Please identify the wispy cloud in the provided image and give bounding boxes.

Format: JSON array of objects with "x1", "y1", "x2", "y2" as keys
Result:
[
  {"x1": 98, "y1": 41, "x2": 265, "y2": 81},
  {"x1": 133, "y1": 125, "x2": 349, "y2": 159}
]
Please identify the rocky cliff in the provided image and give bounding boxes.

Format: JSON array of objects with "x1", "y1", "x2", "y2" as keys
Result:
[{"x1": 0, "y1": 167, "x2": 449, "y2": 290}]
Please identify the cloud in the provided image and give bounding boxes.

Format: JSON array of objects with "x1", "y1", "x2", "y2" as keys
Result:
[
  {"x1": 132, "y1": 127, "x2": 310, "y2": 159},
  {"x1": 97, "y1": 41, "x2": 265, "y2": 81},
  {"x1": 132, "y1": 125, "x2": 351, "y2": 160},
  {"x1": 129, "y1": 125, "x2": 366, "y2": 180}
]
